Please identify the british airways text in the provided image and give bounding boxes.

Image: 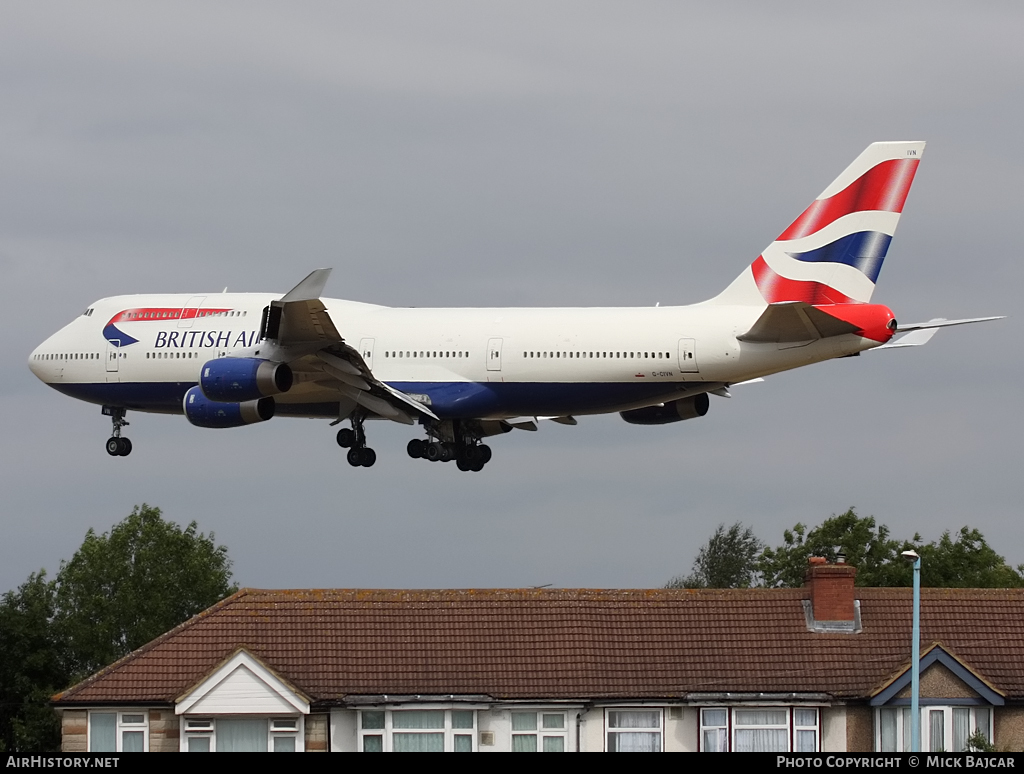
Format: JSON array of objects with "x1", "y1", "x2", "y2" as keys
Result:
[{"x1": 153, "y1": 330, "x2": 260, "y2": 349}]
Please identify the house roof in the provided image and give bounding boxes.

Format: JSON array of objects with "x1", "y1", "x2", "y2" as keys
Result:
[{"x1": 53, "y1": 587, "x2": 1024, "y2": 706}]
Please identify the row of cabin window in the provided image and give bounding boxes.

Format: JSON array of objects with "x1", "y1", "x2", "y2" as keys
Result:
[
  {"x1": 146, "y1": 352, "x2": 199, "y2": 359},
  {"x1": 522, "y1": 351, "x2": 671, "y2": 360},
  {"x1": 118, "y1": 310, "x2": 247, "y2": 320},
  {"x1": 33, "y1": 353, "x2": 100, "y2": 361},
  {"x1": 384, "y1": 351, "x2": 470, "y2": 359}
]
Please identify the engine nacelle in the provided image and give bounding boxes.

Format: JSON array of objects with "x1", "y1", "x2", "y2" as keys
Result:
[
  {"x1": 183, "y1": 386, "x2": 275, "y2": 429},
  {"x1": 199, "y1": 357, "x2": 293, "y2": 402},
  {"x1": 620, "y1": 393, "x2": 710, "y2": 425}
]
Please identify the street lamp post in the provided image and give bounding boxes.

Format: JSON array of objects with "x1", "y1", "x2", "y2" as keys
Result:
[{"x1": 902, "y1": 550, "x2": 922, "y2": 752}]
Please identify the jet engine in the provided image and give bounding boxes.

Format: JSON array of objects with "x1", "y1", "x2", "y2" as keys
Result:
[
  {"x1": 619, "y1": 393, "x2": 710, "y2": 425},
  {"x1": 199, "y1": 357, "x2": 293, "y2": 403},
  {"x1": 183, "y1": 386, "x2": 275, "y2": 429}
]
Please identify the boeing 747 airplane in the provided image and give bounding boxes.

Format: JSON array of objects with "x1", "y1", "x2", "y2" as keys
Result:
[{"x1": 28, "y1": 142, "x2": 1000, "y2": 471}]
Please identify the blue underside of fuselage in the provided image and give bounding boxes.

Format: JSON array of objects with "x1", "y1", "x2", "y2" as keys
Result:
[{"x1": 50, "y1": 380, "x2": 705, "y2": 419}]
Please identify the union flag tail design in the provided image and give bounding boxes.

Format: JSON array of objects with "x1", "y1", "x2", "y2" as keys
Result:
[{"x1": 710, "y1": 142, "x2": 925, "y2": 306}]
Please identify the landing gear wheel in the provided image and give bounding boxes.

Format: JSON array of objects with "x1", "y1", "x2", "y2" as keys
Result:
[
  {"x1": 479, "y1": 444, "x2": 492, "y2": 464},
  {"x1": 425, "y1": 442, "x2": 443, "y2": 462},
  {"x1": 457, "y1": 458, "x2": 472, "y2": 472},
  {"x1": 337, "y1": 428, "x2": 356, "y2": 448},
  {"x1": 407, "y1": 439, "x2": 425, "y2": 459},
  {"x1": 347, "y1": 447, "x2": 376, "y2": 467},
  {"x1": 103, "y1": 406, "x2": 130, "y2": 457}
]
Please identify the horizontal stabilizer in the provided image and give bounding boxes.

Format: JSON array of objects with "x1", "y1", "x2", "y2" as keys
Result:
[
  {"x1": 896, "y1": 316, "x2": 1005, "y2": 332},
  {"x1": 871, "y1": 316, "x2": 1003, "y2": 351},
  {"x1": 871, "y1": 328, "x2": 939, "y2": 350},
  {"x1": 738, "y1": 302, "x2": 859, "y2": 343}
]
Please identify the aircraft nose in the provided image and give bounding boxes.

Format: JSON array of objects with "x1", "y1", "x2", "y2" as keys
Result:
[
  {"x1": 28, "y1": 332, "x2": 61, "y2": 383},
  {"x1": 28, "y1": 344, "x2": 46, "y2": 381}
]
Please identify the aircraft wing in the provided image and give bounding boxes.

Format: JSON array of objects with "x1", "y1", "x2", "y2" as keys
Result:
[
  {"x1": 261, "y1": 269, "x2": 438, "y2": 424},
  {"x1": 261, "y1": 268, "x2": 344, "y2": 346}
]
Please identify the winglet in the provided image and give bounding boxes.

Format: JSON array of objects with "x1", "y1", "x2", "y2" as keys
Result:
[{"x1": 281, "y1": 268, "x2": 332, "y2": 302}]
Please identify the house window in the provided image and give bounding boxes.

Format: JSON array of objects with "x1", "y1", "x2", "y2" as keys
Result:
[
  {"x1": 88, "y1": 711, "x2": 148, "y2": 752},
  {"x1": 511, "y1": 711, "x2": 567, "y2": 752},
  {"x1": 358, "y1": 708, "x2": 477, "y2": 752},
  {"x1": 876, "y1": 706, "x2": 992, "y2": 752},
  {"x1": 701, "y1": 709, "x2": 728, "y2": 752},
  {"x1": 605, "y1": 709, "x2": 662, "y2": 752},
  {"x1": 734, "y1": 708, "x2": 789, "y2": 752},
  {"x1": 181, "y1": 716, "x2": 302, "y2": 752},
  {"x1": 272, "y1": 717, "x2": 299, "y2": 752},
  {"x1": 700, "y1": 707, "x2": 820, "y2": 752}
]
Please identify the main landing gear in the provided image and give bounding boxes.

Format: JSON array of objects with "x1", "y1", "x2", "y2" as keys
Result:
[
  {"x1": 103, "y1": 406, "x2": 132, "y2": 457},
  {"x1": 336, "y1": 413, "x2": 376, "y2": 468},
  {"x1": 407, "y1": 421, "x2": 492, "y2": 472}
]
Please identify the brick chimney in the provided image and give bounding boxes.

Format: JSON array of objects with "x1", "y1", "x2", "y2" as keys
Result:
[{"x1": 805, "y1": 556, "x2": 858, "y2": 622}]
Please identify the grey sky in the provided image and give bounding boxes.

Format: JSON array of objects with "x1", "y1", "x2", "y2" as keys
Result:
[{"x1": 2, "y1": 2, "x2": 1021, "y2": 592}]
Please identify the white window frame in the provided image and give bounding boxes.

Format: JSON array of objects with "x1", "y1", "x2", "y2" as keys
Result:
[
  {"x1": 700, "y1": 708, "x2": 729, "y2": 752},
  {"x1": 509, "y1": 709, "x2": 569, "y2": 752},
  {"x1": 180, "y1": 715, "x2": 304, "y2": 752},
  {"x1": 875, "y1": 705, "x2": 993, "y2": 753},
  {"x1": 87, "y1": 710, "x2": 149, "y2": 753},
  {"x1": 604, "y1": 708, "x2": 664, "y2": 752},
  {"x1": 357, "y1": 706, "x2": 479, "y2": 752},
  {"x1": 699, "y1": 706, "x2": 821, "y2": 753}
]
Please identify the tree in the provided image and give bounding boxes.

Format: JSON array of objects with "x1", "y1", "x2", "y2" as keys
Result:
[
  {"x1": 756, "y1": 509, "x2": 1024, "y2": 589},
  {"x1": 0, "y1": 572, "x2": 67, "y2": 752},
  {"x1": 55, "y1": 504, "x2": 237, "y2": 679},
  {"x1": 757, "y1": 508, "x2": 912, "y2": 588},
  {"x1": 666, "y1": 522, "x2": 764, "y2": 588},
  {"x1": 919, "y1": 527, "x2": 1024, "y2": 588}
]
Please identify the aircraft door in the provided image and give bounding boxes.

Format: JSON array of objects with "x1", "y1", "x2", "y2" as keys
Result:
[
  {"x1": 678, "y1": 338, "x2": 698, "y2": 373},
  {"x1": 359, "y1": 338, "x2": 375, "y2": 370},
  {"x1": 105, "y1": 339, "x2": 120, "y2": 383},
  {"x1": 178, "y1": 296, "x2": 207, "y2": 328},
  {"x1": 487, "y1": 338, "x2": 503, "y2": 371}
]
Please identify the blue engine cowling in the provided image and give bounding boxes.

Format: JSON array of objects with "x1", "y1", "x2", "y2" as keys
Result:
[
  {"x1": 183, "y1": 386, "x2": 275, "y2": 428},
  {"x1": 620, "y1": 393, "x2": 710, "y2": 425},
  {"x1": 199, "y1": 357, "x2": 293, "y2": 402}
]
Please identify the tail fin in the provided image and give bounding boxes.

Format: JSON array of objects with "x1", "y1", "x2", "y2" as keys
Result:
[{"x1": 708, "y1": 141, "x2": 925, "y2": 306}]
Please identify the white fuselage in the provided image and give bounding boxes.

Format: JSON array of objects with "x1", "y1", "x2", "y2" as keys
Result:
[{"x1": 29, "y1": 292, "x2": 877, "y2": 421}]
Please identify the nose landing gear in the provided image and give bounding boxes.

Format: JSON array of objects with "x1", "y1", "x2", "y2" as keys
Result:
[{"x1": 103, "y1": 406, "x2": 132, "y2": 457}]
